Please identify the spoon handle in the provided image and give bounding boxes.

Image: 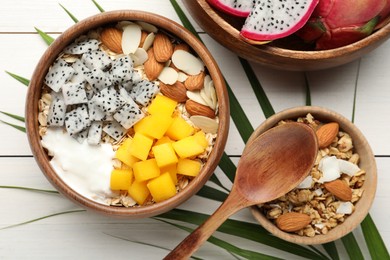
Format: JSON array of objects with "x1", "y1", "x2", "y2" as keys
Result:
[{"x1": 164, "y1": 192, "x2": 246, "y2": 259}]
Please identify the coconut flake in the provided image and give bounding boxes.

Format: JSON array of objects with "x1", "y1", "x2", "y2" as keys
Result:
[
  {"x1": 136, "y1": 21, "x2": 158, "y2": 33},
  {"x1": 142, "y1": 33, "x2": 155, "y2": 51},
  {"x1": 296, "y1": 175, "x2": 313, "y2": 189},
  {"x1": 336, "y1": 201, "x2": 354, "y2": 214},
  {"x1": 172, "y1": 50, "x2": 204, "y2": 75},
  {"x1": 190, "y1": 115, "x2": 218, "y2": 134},
  {"x1": 338, "y1": 159, "x2": 360, "y2": 176},
  {"x1": 158, "y1": 67, "x2": 179, "y2": 85},
  {"x1": 318, "y1": 156, "x2": 341, "y2": 183},
  {"x1": 122, "y1": 24, "x2": 142, "y2": 55}
]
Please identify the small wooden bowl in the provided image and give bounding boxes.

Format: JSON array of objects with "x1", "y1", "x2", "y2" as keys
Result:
[
  {"x1": 249, "y1": 106, "x2": 377, "y2": 244},
  {"x1": 25, "y1": 10, "x2": 229, "y2": 218},
  {"x1": 183, "y1": 0, "x2": 390, "y2": 71}
]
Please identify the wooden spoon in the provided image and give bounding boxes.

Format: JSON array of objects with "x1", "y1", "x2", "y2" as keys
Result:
[{"x1": 164, "y1": 122, "x2": 318, "y2": 259}]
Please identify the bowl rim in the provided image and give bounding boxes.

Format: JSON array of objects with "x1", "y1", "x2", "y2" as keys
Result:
[
  {"x1": 249, "y1": 106, "x2": 377, "y2": 244},
  {"x1": 25, "y1": 10, "x2": 229, "y2": 218}
]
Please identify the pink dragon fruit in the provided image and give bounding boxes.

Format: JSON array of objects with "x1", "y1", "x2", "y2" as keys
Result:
[
  {"x1": 296, "y1": 0, "x2": 390, "y2": 50},
  {"x1": 207, "y1": 0, "x2": 254, "y2": 17}
]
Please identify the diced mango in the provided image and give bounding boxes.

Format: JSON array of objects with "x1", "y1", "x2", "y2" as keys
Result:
[
  {"x1": 148, "y1": 94, "x2": 177, "y2": 117},
  {"x1": 160, "y1": 164, "x2": 178, "y2": 185},
  {"x1": 165, "y1": 117, "x2": 194, "y2": 140},
  {"x1": 152, "y1": 143, "x2": 178, "y2": 168},
  {"x1": 154, "y1": 136, "x2": 174, "y2": 146},
  {"x1": 128, "y1": 181, "x2": 150, "y2": 205},
  {"x1": 193, "y1": 131, "x2": 208, "y2": 148},
  {"x1": 147, "y1": 172, "x2": 177, "y2": 202},
  {"x1": 177, "y1": 159, "x2": 202, "y2": 177},
  {"x1": 115, "y1": 138, "x2": 140, "y2": 167},
  {"x1": 110, "y1": 168, "x2": 133, "y2": 190},
  {"x1": 129, "y1": 132, "x2": 153, "y2": 161},
  {"x1": 172, "y1": 136, "x2": 205, "y2": 158},
  {"x1": 134, "y1": 114, "x2": 173, "y2": 139},
  {"x1": 133, "y1": 158, "x2": 160, "y2": 182}
]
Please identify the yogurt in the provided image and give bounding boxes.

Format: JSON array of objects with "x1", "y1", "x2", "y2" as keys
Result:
[{"x1": 41, "y1": 128, "x2": 115, "y2": 204}]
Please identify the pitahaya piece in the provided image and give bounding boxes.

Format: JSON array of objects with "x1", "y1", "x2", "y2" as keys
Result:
[
  {"x1": 240, "y1": 0, "x2": 319, "y2": 42},
  {"x1": 87, "y1": 121, "x2": 103, "y2": 145},
  {"x1": 206, "y1": 0, "x2": 254, "y2": 17},
  {"x1": 47, "y1": 91, "x2": 67, "y2": 127},
  {"x1": 84, "y1": 68, "x2": 112, "y2": 92},
  {"x1": 103, "y1": 121, "x2": 127, "y2": 141},
  {"x1": 110, "y1": 56, "x2": 134, "y2": 85},
  {"x1": 87, "y1": 99, "x2": 107, "y2": 121},
  {"x1": 81, "y1": 50, "x2": 112, "y2": 71},
  {"x1": 63, "y1": 38, "x2": 100, "y2": 55},
  {"x1": 93, "y1": 87, "x2": 126, "y2": 114},
  {"x1": 64, "y1": 104, "x2": 91, "y2": 135},
  {"x1": 130, "y1": 80, "x2": 159, "y2": 106},
  {"x1": 44, "y1": 59, "x2": 75, "y2": 92},
  {"x1": 72, "y1": 59, "x2": 90, "y2": 75},
  {"x1": 296, "y1": 0, "x2": 389, "y2": 50},
  {"x1": 72, "y1": 127, "x2": 89, "y2": 143},
  {"x1": 113, "y1": 97, "x2": 145, "y2": 129},
  {"x1": 61, "y1": 82, "x2": 88, "y2": 105}
]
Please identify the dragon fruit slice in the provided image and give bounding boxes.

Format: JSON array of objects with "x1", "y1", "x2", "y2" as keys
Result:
[
  {"x1": 93, "y1": 87, "x2": 126, "y2": 114},
  {"x1": 72, "y1": 59, "x2": 90, "y2": 75},
  {"x1": 110, "y1": 56, "x2": 134, "y2": 85},
  {"x1": 240, "y1": 0, "x2": 319, "y2": 41},
  {"x1": 113, "y1": 97, "x2": 145, "y2": 129},
  {"x1": 44, "y1": 59, "x2": 75, "y2": 92},
  {"x1": 63, "y1": 38, "x2": 100, "y2": 55},
  {"x1": 103, "y1": 121, "x2": 127, "y2": 141},
  {"x1": 47, "y1": 91, "x2": 67, "y2": 127},
  {"x1": 87, "y1": 99, "x2": 107, "y2": 121},
  {"x1": 130, "y1": 80, "x2": 159, "y2": 106},
  {"x1": 207, "y1": 0, "x2": 254, "y2": 17},
  {"x1": 87, "y1": 121, "x2": 103, "y2": 145},
  {"x1": 61, "y1": 82, "x2": 88, "y2": 105},
  {"x1": 72, "y1": 127, "x2": 89, "y2": 143},
  {"x1": 64, "y1": 104, "x2": 91, "y2": 135},
  {"x1": 84, "y1": 68, "x2": 112, "y2": 92},
  {"x1": 81, "y1": 50, "x2": 112, "y2": 71}
]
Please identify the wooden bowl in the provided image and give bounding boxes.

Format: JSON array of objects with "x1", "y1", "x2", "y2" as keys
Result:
[
  {"x1": 249, "y1": 106, "x2": 377, "y2": 244},
  {"x1": 182, "y1": 0, "x2": 390, "y2": 71},
  {"x1": 25, "y1": 10, "x2": 229, "y2": 218}
]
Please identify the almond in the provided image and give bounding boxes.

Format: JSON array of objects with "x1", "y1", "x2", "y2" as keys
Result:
[
  {"x1": 324, "y1": 179, "x2": 352, "y2": 201},
  {"x1": 139, "y1": 31, "x2": 148, "y2": 48},
  {"x1": 174, "y1": 43, "x2": 190, "y2": 52},
  {"x1": 276, "y1": 212, "x2": 311, "y2": 232},
  {"x1": 153, "y1": 33, "x2": 173, "y2": 62},
  {"x1": 185, "y1": 99, "x2": 215, "y2": 119},
  {"x1": 100, "y1": 27, "x2": 123, "y2": 54},
  {"x1": 144, "y1": 48, "x2": 164, "y2": 81},
  {"x1": 184, "y1": 71, "x2": 205, "y2": 91},
  {"x1": 160, "y1": 81, "x2": 188, "y2": 103},
  {"x1": 316, "y1": 122, "x2": 339, "y2": 148}
]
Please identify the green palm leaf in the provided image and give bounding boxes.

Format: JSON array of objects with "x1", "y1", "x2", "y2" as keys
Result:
[
  {"x1": 34, "y1": 27, "x2": 54, "y2": 45},
  {"x1": 361, "y1": 214, "x2": 390, "y2": 259},
  {"x1": 59, "y1": 4, "x2": 79, "y2": 23},
  {"x1": 0, "y1": 111, "x2": 25, "y2": 122},
  {"x1": 341, "y1": 233, "x2": 364, "y2": 259},
  {"x1": 322, "y1": 242, "x2": 339, "y2": 260},
  {"x1": 0, "y1": 120, "x2": 26, "y2": 132},
  {"x1": 92, "y1": 0, "x2": 105, "y2": 13},
  {"x1": 5, "y1": 71, "x2": 30, "y2": 86},
  {"x1": 0, "y1": 185, "x2": 58, "y2": 194}
]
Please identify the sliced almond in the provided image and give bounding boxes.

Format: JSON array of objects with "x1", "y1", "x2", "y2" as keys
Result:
[
  {"x1": 276, "y1": 212, "x2": 311, "y2": 232},
  {"x1": 185, "y1": 100, "x2": 215, "y2": 119},
  {"x1": 200, "y1": 88, "x2": 214, "y2": 109},
  {"x1": 324, "y1": 179, "x2": 352, "y2": 201},
  {"x1": 122, "y1": 24, "x2": 142, "y2": 55},
  {"x1": 174, "y1": 43, "x2": 190, "y2": 52},
  {"x1": 153, "y1": 33, "x2": 174, "y2": 63},
  {"x1": 136, "y1": 21, "x2": 158, "y2": 33},
  {"x1": 144, "y1": 48, "x2": 164, "y2": 81},
  {"x1": 100, "y1": 27, "x2": 123, "y2": 54},
  {"x1": 185, "y1": 71, "x2": 205, "y2": 91},
  {"x1": 139, "y1": 31, "x2": 148, "y2": 47},
  {"x1": 186, "y1": 90, "x2": 209, "y2": 107},
  {"x1": 190, "y1": 115, "x2": 218, "y2": 134},
  {"x1": 142, "y1": 32, "x2": 155, "y2": 51},
  {"x1": 132, "y1": 48, "x2": 148, "y2": 67},
  {"x1": 316, "y1": 122, "x2": 339, "y2": 149},
  {"x1": 116, "y1": 21, "x2": 135, "y2": 30},
  {"x1": 177, "y1": 72, "x2": 188, "y2": 82},
  {"x1": 158, "y1": 67, "x2": 179, "y2": 85},
  {"x1": 160, "y1": 82, "x2": 188, "y2": 103},
  {"x1": 172, "y1": 50, "x2": 204, "y2": 75}
]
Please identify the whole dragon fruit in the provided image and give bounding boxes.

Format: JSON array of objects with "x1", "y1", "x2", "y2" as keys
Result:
[
  {"x1": 207, "y1": 0, "x2": 254, "y2": 17},
  {"x1": 296, "y1": 0, "x2": 390, "y2": 50}
]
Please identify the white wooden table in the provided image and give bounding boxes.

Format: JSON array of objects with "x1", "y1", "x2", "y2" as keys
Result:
[{"x1": 0, "y1": 1, "x2": 389, "y2": 259}]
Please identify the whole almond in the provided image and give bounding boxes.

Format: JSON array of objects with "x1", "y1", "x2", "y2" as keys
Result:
[
  {"x1": 100, "y1": 27, "x2": 123, "y2": 54},
  {"x1": 153, "y1": 33, "x2": 173, "y2": 62},
  {"x1": 144, "y1": 48, "x2": 164, "y2": 81},
  {"x1": 185, "y1": 99, "x2": 215, "y2": 118},
  {"x1": 185, "y1": 71, "x2": 205, "y2": 91},
  {"x1": 316, "y1": 122, "x2": 339, "y2": 148},
  {"x1": 324, "y1": 179, "x2": 352, "y2": 201},
  {"x1": 276, "y1": 212, "x2": 311, "y2": 232},
  {"x1": 174, "y1": 43, "x2": 190, "y2": 52},
  {"x1": 160, "y1": 82, "x2": 188, "y2": 103}
]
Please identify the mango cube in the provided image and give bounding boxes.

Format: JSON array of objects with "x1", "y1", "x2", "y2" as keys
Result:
[
  {"x1": 165, "y1": 117, "x2": 194, "y2": 140},
  {"x1": 110, "y1": 169, "x2": 133, "y2": 190},
  {"x1": 152, "y1": 143, "x2": 178, "y2": 168},
  {"x1": 160, "y1": 164, "x2": 178, "y2": 185},
  {"x1": 134, "y1": 114, "x2": 173, "y2": 139},
  {"x1": 147, "y1": 172, "x2": 177, "y2": 203},
  {"x1": 129, "y1": 132, "x2": 153, "y2": 161},
  {"x1": 148, "y1": 94, "x2": 177, "y2": 117},
  {"x1": 172, "y1": 136, "x2": 205, "y2": 158},
  {"x1": 193, "y1": 131, "x2": 208, "y2": 148},
  {"x1": 115, "y1": 138, "x2": 140, "y2": 167},
  {"x1": 154, "y1": 136, "x2": 174, "y2": 146},
  {"x1": 128, "y1": 181, "x2": 150, "y2": 205},
  {"x1": 177, "y1": 159, "x2": 202, "y2": 177},
  {"x1": 133, "y1": 158, "x2": 160, "y2": 182}
]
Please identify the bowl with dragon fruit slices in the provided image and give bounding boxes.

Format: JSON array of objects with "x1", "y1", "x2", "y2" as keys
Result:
[
  {"x1": 182, "y1": 0, "x2": 390, "y2": 71},
  {"x1": 26, "y1": 10, "x2": 229, "y2": 218}
]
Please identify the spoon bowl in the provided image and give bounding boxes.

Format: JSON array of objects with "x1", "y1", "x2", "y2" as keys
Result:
[{"x1": 164, "y1": 122, "x2": 318, "y2": 259}]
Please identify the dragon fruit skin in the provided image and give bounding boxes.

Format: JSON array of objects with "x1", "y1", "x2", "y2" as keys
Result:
[
  {"x1": 296, "y1": 0, "x2": 390, "y2": 50},
  {"x1": 207, "y1": 0, "x2": 254, "y2": 17},
  {"x1": 240, "y1": 0, "x2": 320, "y2": 42}
]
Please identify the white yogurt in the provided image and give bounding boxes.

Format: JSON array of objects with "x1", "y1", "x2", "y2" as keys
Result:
[{"x1": 41, "y1": 128, "x2": 115, "y2": 204}]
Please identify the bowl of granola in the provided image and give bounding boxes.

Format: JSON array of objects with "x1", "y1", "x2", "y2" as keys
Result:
[
  {"x1": 25, "y1": 10, "x2": 229, "y2": 218},
  {"x1": 249, "y1": 106, "x2": 377, "y2": 244}
]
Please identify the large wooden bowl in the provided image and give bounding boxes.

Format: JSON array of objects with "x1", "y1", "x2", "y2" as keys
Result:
[
  {"x1": 25, "y1": 10, "x2": 229, "y2": 219},
  {"x1": 183, "y1": 0, "x2": 390, "y2": 71},
  {"x1": 249, "y1": 106, "x2": 377, "y2": 244}
]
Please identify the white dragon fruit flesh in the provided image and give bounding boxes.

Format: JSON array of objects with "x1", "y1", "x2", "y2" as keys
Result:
[
  {"x1": 113, "y1": 97, "x2": 145, "y2": 129},
  {"x1": 84, "y1": 68, "x2": 113, "y2": 92},
  {"x1": 64, "y1": 104, "x2": 91, "y2": 135},
  {"x1": 72, "y1": 127, "x2": 89, "y2": 144},
  {"x1": 110, "y1": 56, "x2": 134, "y2": 86},
  {"x1": 240, "y1": 0, "x2": 319, "y2": 42},
  {"x1": 63, "y1": 38, "x2": 100, "y2": 55},
  {"x1": 103, "y1": 121, "x2": 127, "y2": 141},
  {"x1": 61, "y1": 82, "x2": 88, "y2": 105},
  {"x1": 81, "y1": 49, "x2": 112, "y2": 71},
  {"x1": 130, "y1": 80, "x2": 159, "y2": 106},
  {"x1": 206, "y1": 0, "x2": 254, "y2": 17},
  {"x1": 47, "y1": 92, "x2": 67, "y2": 127},
  {"x1": 87, "y1": 121, "x2": 103, "y2": 145},
  {"x1": 87, "y1": 99, "x2": 107, "y2": 121},
  {"x1": 93, "y1": 87, "x2": 126, "y2": 114},
  {"x1": 44, "y1": 59, "x2": 75, "y2": 92}
]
